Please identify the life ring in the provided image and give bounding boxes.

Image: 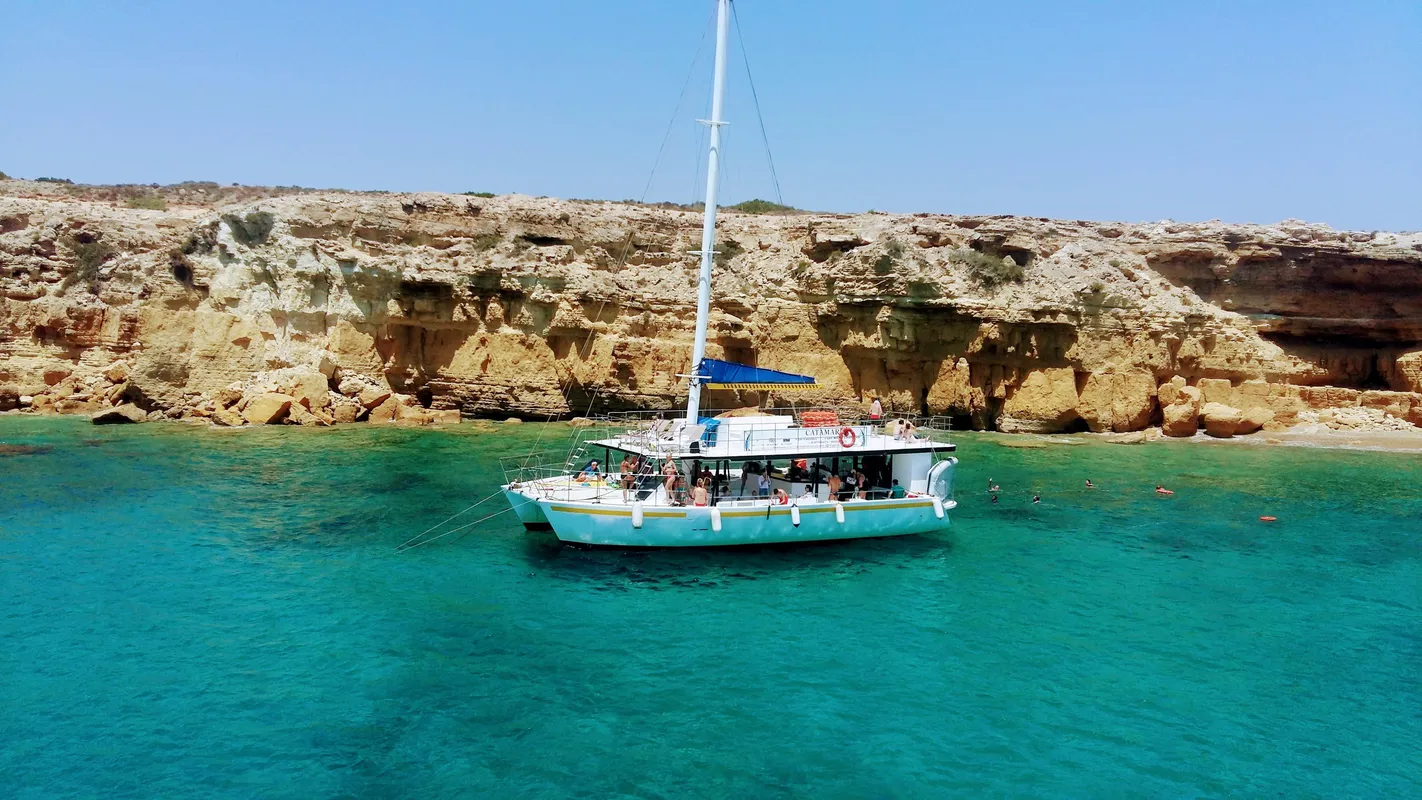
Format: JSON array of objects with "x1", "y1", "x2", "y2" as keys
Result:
[
  {"x1": 839, "y1": 427, "x2": 856, "y2": 448},
  {"x1": 1259, "y1": 516, "x2": 1277, "y2": 522}
]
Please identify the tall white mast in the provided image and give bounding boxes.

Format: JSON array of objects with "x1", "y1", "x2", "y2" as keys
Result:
[{"x1": 685, "y1": 0, "x2": 731, "y2": 423}]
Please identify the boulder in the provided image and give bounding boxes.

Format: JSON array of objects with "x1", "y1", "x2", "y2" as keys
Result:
[
  {"x1": 241, "y1": 393, "x2": 294, "y2": 425},
  {"x1": 43, "y1": 367, "x2": 72, "y2": 386},
  {"x1": 288, "y1": 403, "x2": 332, "y2": 427},
  {"x1": 0, "y1": 385, "x2": 18, "y2": 412},
  {"x1": 146, "y1": 410, "x2": 166, "y2": 421},
  {"x1": 91, "y1": 404, "x2": 147, "y2": 425},
  {"x1": 359, "y1": 386, "x2": 392, "y2": 409},
  {"x1": 429, "y1": 409, "x2": 461, "y2": 425},
  {"x1": 1237, "y1": 406, "x2": 1275, "y2": 435},
  {"x1": 503, "y1": 416, "x2": 524, "y2": 425},
  {"x1": 331, "y1": 403, "x2": 360, "y2": 424},
  {"x1": 288, "y1": 370, "x2": 332, "y2": 411},
  {"x1": 368, "y1": 396, "x2": 402, "y2": 423},
  {"x1": 1201, "y1": 402, "x2": 1243, "y2": 438},
  {"x1": 568, "y1": 416, "x2": 597, "y2": 428},
  {"x1": 1077, "y1": 371, "x2": 1156, "y2": 433},
  {"x1": 212, "y1": 408, "x2": 246, "y2": 427},
  {"x1": 19, "y1": 395, "x2": 33, "y2": 408},
  {"x1": 1156, "y1": 376, "x2": 1186, "y2": 406},
  {"x1": 30, "y1": 394, "x2": 54, "y2": 412},
  {"x1": 338, "y1": 376, "x2": 367, "y2": 396},
  {"x1": 102, "y1": 362, "x2": 129, "y2": 384},
  {"x1": 1197, "y1": 378, "x2": 1236, "y2": 406},
  {"x1": 105, "y1": 383, "x2": 129, "y2": 405},
  {"x1": 1162, "y1": 402, "x2": 1200, "y2": 437},
  {"x1": 217, "y1": 386, "x2": 244, "y2": 408},
  {"x1": 395, "y1": 405, "x2": 434, "y2": 426},
  {"x1": 997, "y1": 367, "x2": 1081, "y2": 433}
]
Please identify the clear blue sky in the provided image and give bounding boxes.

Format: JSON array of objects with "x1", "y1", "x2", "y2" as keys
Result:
[{"x1": 3, "y1": 1, "x2": 1418, "y2": 230}]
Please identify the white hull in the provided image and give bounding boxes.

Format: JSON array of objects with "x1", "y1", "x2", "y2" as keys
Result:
[{"x1": 504, "y1": 489, "x2": 954, "y2": 547}]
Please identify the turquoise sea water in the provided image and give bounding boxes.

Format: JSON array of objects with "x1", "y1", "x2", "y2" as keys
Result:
[{"x1": 1, "y1": 418, "x2": 1418, "y2": 798}]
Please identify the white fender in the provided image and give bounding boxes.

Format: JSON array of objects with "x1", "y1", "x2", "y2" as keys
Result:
[
  {"x1": 932, "y1": 497, "x2": 945, "y2": 520},
  {"x1": 710, "y1": 507, "x2": 722, "y2": 532},
  {"x1": 790, "y1": 504, "x2": 801, "y2": 527},
  {"x1": 834, "y1": 503, "x2": 845, "y2": 524},
  {"x1": 631, "y1": 501, "x2": 644, "y2": 529}
]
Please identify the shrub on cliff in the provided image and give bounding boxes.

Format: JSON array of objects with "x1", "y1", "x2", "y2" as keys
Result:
[
  {"x1": 0, "y1": 170, "x2": 9, "y2": 180},
  {"x1": 125, "y1": 194, "x2": 167, "y2": 211},
  {"x1": 60, "y1": 235, "x2": 115, "y2": 292},
  {"x1": 728, "y1": 199, "x2": 798, "y2": 214},
  {"x1": 953, "y1": 248, "x2": 1023, "y2": 286},
  {"x1": 224, "y1": 211, "x2": 275, "y2": 246}
]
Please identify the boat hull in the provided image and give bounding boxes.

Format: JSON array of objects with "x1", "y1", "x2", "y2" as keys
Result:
[
  {"x1": 536, "y1": 497, "x2": 953, "y2": 547},
  {"x1": 504, "y1": 488, "x2": 552, "y2": 530}
]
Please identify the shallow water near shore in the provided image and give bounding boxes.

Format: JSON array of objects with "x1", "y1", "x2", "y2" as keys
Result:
[{"x1": 2, "y1": 418, "x2": 1419, "y2": 798}]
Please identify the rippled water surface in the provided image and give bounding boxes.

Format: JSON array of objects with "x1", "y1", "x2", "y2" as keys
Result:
[{"x1": 2, "y1": 418, "x2": 1419, "y2": 798}]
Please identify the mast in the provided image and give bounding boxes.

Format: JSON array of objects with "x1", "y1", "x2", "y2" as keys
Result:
[{"x1": 686, "y1": 0, "x2": 731, "y2": 423}]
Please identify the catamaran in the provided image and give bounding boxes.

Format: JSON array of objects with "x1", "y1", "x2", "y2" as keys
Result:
[{"x1": 499, "y1": 0, "x2": 958, "y2": 546}]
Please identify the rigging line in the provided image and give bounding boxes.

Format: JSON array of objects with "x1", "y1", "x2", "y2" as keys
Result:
[
  {"x1": 398, "y1": 505, "x2": 520, "y2": 551},
  {"x1": 394, "y1": 490, "x2": 503, "y2": 551},
  {"x1": 731, "y1": 0, "x2": 784, "y2": 207},
  {"x1": 522, "y1": 4, "x2": 718, "y2": 460}
]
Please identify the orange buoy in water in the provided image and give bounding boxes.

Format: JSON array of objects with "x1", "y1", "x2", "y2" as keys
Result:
[{"x1": 1259, "y1": 516, "x2": 1277, "y2": 522}]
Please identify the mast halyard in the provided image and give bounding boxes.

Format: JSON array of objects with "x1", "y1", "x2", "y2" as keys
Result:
[{"x1": 685, "y1": 0, "x2": 731, "y2": 423}]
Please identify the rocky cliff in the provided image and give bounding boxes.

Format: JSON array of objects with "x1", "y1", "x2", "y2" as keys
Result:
[{"x1": 2, "y1": 179, "x2": 1420, "y2": 434}]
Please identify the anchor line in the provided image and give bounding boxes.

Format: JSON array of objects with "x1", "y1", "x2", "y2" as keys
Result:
[
  {"x1": 396, "y1": 505, "x2": 521, "y2": 552},
  {"x1": 394, "y1": 491, "x2": 502, "y2": 551}
]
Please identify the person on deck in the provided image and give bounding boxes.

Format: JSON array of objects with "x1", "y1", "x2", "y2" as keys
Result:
[
  {"x1": 889, "y1": 479, "x2": 906, "y2": 499},
  {"x1": 692, "y1": 478, "x2": 710, "y2": 507},
  {"x1": 739, "y1": 461, "x2": 760, "y2": 496},
  {"x1": 670, "y1": 476, "x2": 688, "y2": 506},
  {"x1": 869, "y1": 396, "x2": 883, "y2": 421},
  {"x1": 799, "y1": 485, "x2": 817, "y2": 501},
  {"x1": 756, "y1": 471, "x2": 772, "y2": 498},
  {"x1": 827, "y1": 472, "x2": 842, "y2": 500},
  {"x1": 619, "y1": 455, "x2": 635, "y2": 500},
  {"x1": 841, "y1": 470, "x2": 858, "y2": 501},
  {"x1": 662, "y1": 459, "x2": 678, "y2": 496},
  {"x1": 574, "y1": 460, "x2": 601, "y2": 483}
]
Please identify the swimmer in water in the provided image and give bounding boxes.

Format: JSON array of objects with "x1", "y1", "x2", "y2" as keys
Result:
[
  {"x1": 1032, "y1": 494, "x2": 1041, "y2": 504},
  {"x1": 990, "y1": 494, "x2": 999, "y2": 504},
  {"x1": 1155, "y1": 484, "x2": 1173, "y2": 495},
  {"x1": 1084, "y1": 479, "x2": 1094, "y2": 489}
]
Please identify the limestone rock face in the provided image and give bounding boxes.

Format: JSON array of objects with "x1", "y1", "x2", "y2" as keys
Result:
[
  {"x1": 1201, "y1": 402, "x2": 1243, "y2": 438},
  {"x1": 91, "y1": 403, "x2": 147, "y2": 425},
  {"x1": 242, "y1": 393, "x2": 294, "y2": 425},
  {"x1": 1077, "y1": 371, "x2": 1156, "y2": 433},
  {"x1": 1396, "y1": 351, "x2": 1422, "y2": 393},
  {"x1": 3, "y1": 185, "x2": 1421, "y2": 433},
  {"x1": 998, "y1": 368, "x2": 1080, "y2": 433}
]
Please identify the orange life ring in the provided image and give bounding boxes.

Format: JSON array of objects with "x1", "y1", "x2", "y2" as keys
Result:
[
  {"x1": 839, "y1": 427, "x2": 856, "y2": 448},
  {"x1": 1259, "y1": 516, "x2": 1277, "y2": 522}
]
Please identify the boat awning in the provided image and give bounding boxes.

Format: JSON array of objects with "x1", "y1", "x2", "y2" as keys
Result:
[{"x1": 699, "y1": 358, "x2": 817, "y2": 391}]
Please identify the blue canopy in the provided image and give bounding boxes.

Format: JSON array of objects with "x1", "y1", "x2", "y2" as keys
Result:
[{"x1": 699, "y1": 358, "x2": 817, "y2": 390}]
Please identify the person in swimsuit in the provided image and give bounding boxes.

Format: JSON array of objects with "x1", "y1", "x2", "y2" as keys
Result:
[{"x1": 692, "y1": 478, "x2": 709, "y2": 507}]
